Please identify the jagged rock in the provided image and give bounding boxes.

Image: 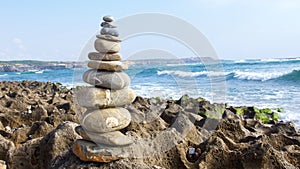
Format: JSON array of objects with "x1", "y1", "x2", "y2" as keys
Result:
[
  {"x1": 0, "y1": 81, "x2": 79, "y2": 145},
  {"x1": 161, "y1": 102, "x2": 184, "y2": 124},
  {"x1": 176, "y1": 94, "x2": 225, "y2": 118},
  {"x1": 32, "y1": 105, "x2": 48, "y2": 121},
  {"x1": 222, "y1": 109, "x2": 240, "y2": 119},
  {"x1": 28, "y1": 121, "x2": 53, "y2": 139},
  {"x1": 38, "y1": 121, "x2": 81, "y2": 169},
  {"x1": 1, "y1": 82, "x2": 300, "y2": 168},
  {"x1": 0, "y1": 122, "x2": 3, "y2": 130},
  {"x1": 11, "y1": 127, "x2": 30, "y2": 145},
  {"x1": 217, "y1": 119, "x2": 252, "y2": 141},
  {"x1": 7, "y1": 121, "x2": 81, "y2": 169},
  {"x1": 125, "y1": 117, "x2": 169, "y2": 139},
  {"x1": 0, "y1": 135, "x2": 15, "y2": 161},
  {"x1": 7, "y1": 137, "x2": 42, "y2": 169}
]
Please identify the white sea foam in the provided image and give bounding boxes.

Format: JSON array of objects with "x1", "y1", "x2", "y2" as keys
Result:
[
  {"x1": 260, "y1": 58, "x2": 300, "y2": 62},
  {"x1": 0, "y1": 74, "x2": 8, "y2": 77},
  {"x1": 157, "y1": 68, "x2": 298, "y2": 81},
  {"x1": 233, "y1": 71, "x2": 283, "y2": 81},
  {"x1": 157, "y1": 70, "x2": 229, "y2": 77},
  {"x1": 232, "y1": 69, "x2": 298, "y2": 81},
  {"x1": 35, "y1": 70, "x2": 44, "y2": 74}
]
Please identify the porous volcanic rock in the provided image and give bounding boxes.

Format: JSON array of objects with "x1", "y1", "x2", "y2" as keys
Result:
[{"x1": 1, "y1": 81, "x2": 299, "y2": 169}]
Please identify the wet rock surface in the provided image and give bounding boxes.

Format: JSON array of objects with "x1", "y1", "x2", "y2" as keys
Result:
[{"x1": 0, "y1": 81, "x2": 299, "y2": 168}]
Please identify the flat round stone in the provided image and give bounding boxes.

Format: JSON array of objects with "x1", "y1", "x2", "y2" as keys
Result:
[
  {"x1": 87, "y1": 61, "x2": 128, "y2": 71},
  {"x1": 75, "y1": 87, "x2": 136, "y2": 108},
  {"x1": 101, "y1": 28, "x2": 119, "y2": 37},
  {"x1": 81, "y1": 108, "x2": 131, "y2": 133},
  {"x1": 94, "y1": 38, "x2": 120, "y2": 53},
  {"x1": 103, "y1": 15, "x2": 114, "y2": 22},
  {"x1": 101, "y1": 22, "x2": 117, "y2": 28},
  {"x1": 72, "y1": 139, "x2": 129, "y2": 163},
  {"x1": 83, "y1": 69, "x2": 130, "y2": 89},
  {"x1": 75, "y1": 130, "x2": 133, "y2": 146},
  {"x1": 96, "y1": 34, "x2": 122, "y2": 42},
  {"x1": 88, "y1": 52, "x2": 122, "y2": 61}
]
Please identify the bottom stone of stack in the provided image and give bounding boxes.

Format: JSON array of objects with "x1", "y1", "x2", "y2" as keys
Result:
[
  {"x1": 75, "y1": 126, "x2": 133, "y2": 146},
  {"x1": 73, "y1": 139, "x2": 129, "y2": 162}
]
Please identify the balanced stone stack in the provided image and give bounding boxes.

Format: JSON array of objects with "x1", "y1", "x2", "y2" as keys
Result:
[{"x1": 73, "y1": 15, "x2": 136, "y2": 162}]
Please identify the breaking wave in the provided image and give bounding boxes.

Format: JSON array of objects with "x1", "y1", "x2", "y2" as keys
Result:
[{"x1": 157, "y1": 69, "x2": 300, "y2": 81}]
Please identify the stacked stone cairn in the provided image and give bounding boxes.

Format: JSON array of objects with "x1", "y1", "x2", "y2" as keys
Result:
[{"x1": 73, "y1": 15, "x2": 136, "y2": 162}]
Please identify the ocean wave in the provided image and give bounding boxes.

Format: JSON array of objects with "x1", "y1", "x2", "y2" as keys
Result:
[
  {"x1": 157, "y1": 69, "x2": 300, "y2": 81},
  {"x1": 157, "y1": 70, "x2": 229, "y2": 77},
  {"x1": 260, "y1": 58, "x2": 300, "y2": 63},
  {"x1": 276, "y1": 69, "x2": 300, "y2": 81},
  {"x1": 35, "y1": 70, "x2": 44, "y2": 74},
  {"x1": 0, "y1": 74, "x2": 8, "y2": 77},
  {"x1": 231, "y1": 71, "x2": 283, "y2": 81},
  {"x1": 20, "y1": 71, "x2": 37, "y2": 75},
  {"x1": 18, "y1": 70, "x2": 47, "y2": 74},
  {"x1": 231, "y1": 69, "x2": 300, "y2": 81}
]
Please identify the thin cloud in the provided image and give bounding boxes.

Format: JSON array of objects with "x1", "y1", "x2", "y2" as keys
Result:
[{"x1": 12, "y1": 38, "x2": 26, "y2": 50}]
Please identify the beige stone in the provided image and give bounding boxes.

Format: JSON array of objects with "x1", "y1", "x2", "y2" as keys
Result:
[
  {"x1": 75, "y1": 87, "x2": 136, "y2": 109},
  {"x1": 88, "y1": 52, "x2": 122, "y2": 61},
  {"x1": 76, "y1": 130, "x2": 133, "y2": 146},
  {"x1": 81, "y1": 108, "x2": 131, "y2": 133},
  {"x1": 83, "y1": 69, "x2": 130, "y2": 89},
  {"x1": 87, "y1": 61, "x2": 128, "y2": 71},
  {"x1": 96, "y1": 34, "x2": 121, "y2": 42},
  {"x1": 94, "y1": 38, "x2": 120, "y2": 53},
  {"x1": 0, "y1": 160, "x2": 5, "y2": 169}
]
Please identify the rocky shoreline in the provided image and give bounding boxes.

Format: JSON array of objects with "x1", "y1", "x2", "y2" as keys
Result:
[{"x1": 0, "y1": 81, "x2": 299, "y2": 169}]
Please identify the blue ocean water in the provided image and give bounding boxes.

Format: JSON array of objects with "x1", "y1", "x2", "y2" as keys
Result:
[{"x1": 1, "y1": 58, "x2": 300, "y2": 127}]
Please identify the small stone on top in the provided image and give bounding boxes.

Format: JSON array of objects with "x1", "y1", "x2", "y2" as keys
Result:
[{"x1": 103, "y1": 15, "x2": 114, "y2": 22}]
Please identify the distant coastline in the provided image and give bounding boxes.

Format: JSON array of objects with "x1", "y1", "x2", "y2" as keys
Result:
[
  {"x1": 0, "y1": 57, "x2": 299, "y2": 72},
  {"x1": 0, "y1": 57, "x2": 215, "y2": 72},
  {"x1": 0, "y1": 60, "x2": 86, "y2": 72}
]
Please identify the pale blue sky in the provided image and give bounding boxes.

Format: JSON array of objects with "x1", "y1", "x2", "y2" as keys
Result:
[{"x1": 0, "y1": 0, "x2": 299, "y2": 61}]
